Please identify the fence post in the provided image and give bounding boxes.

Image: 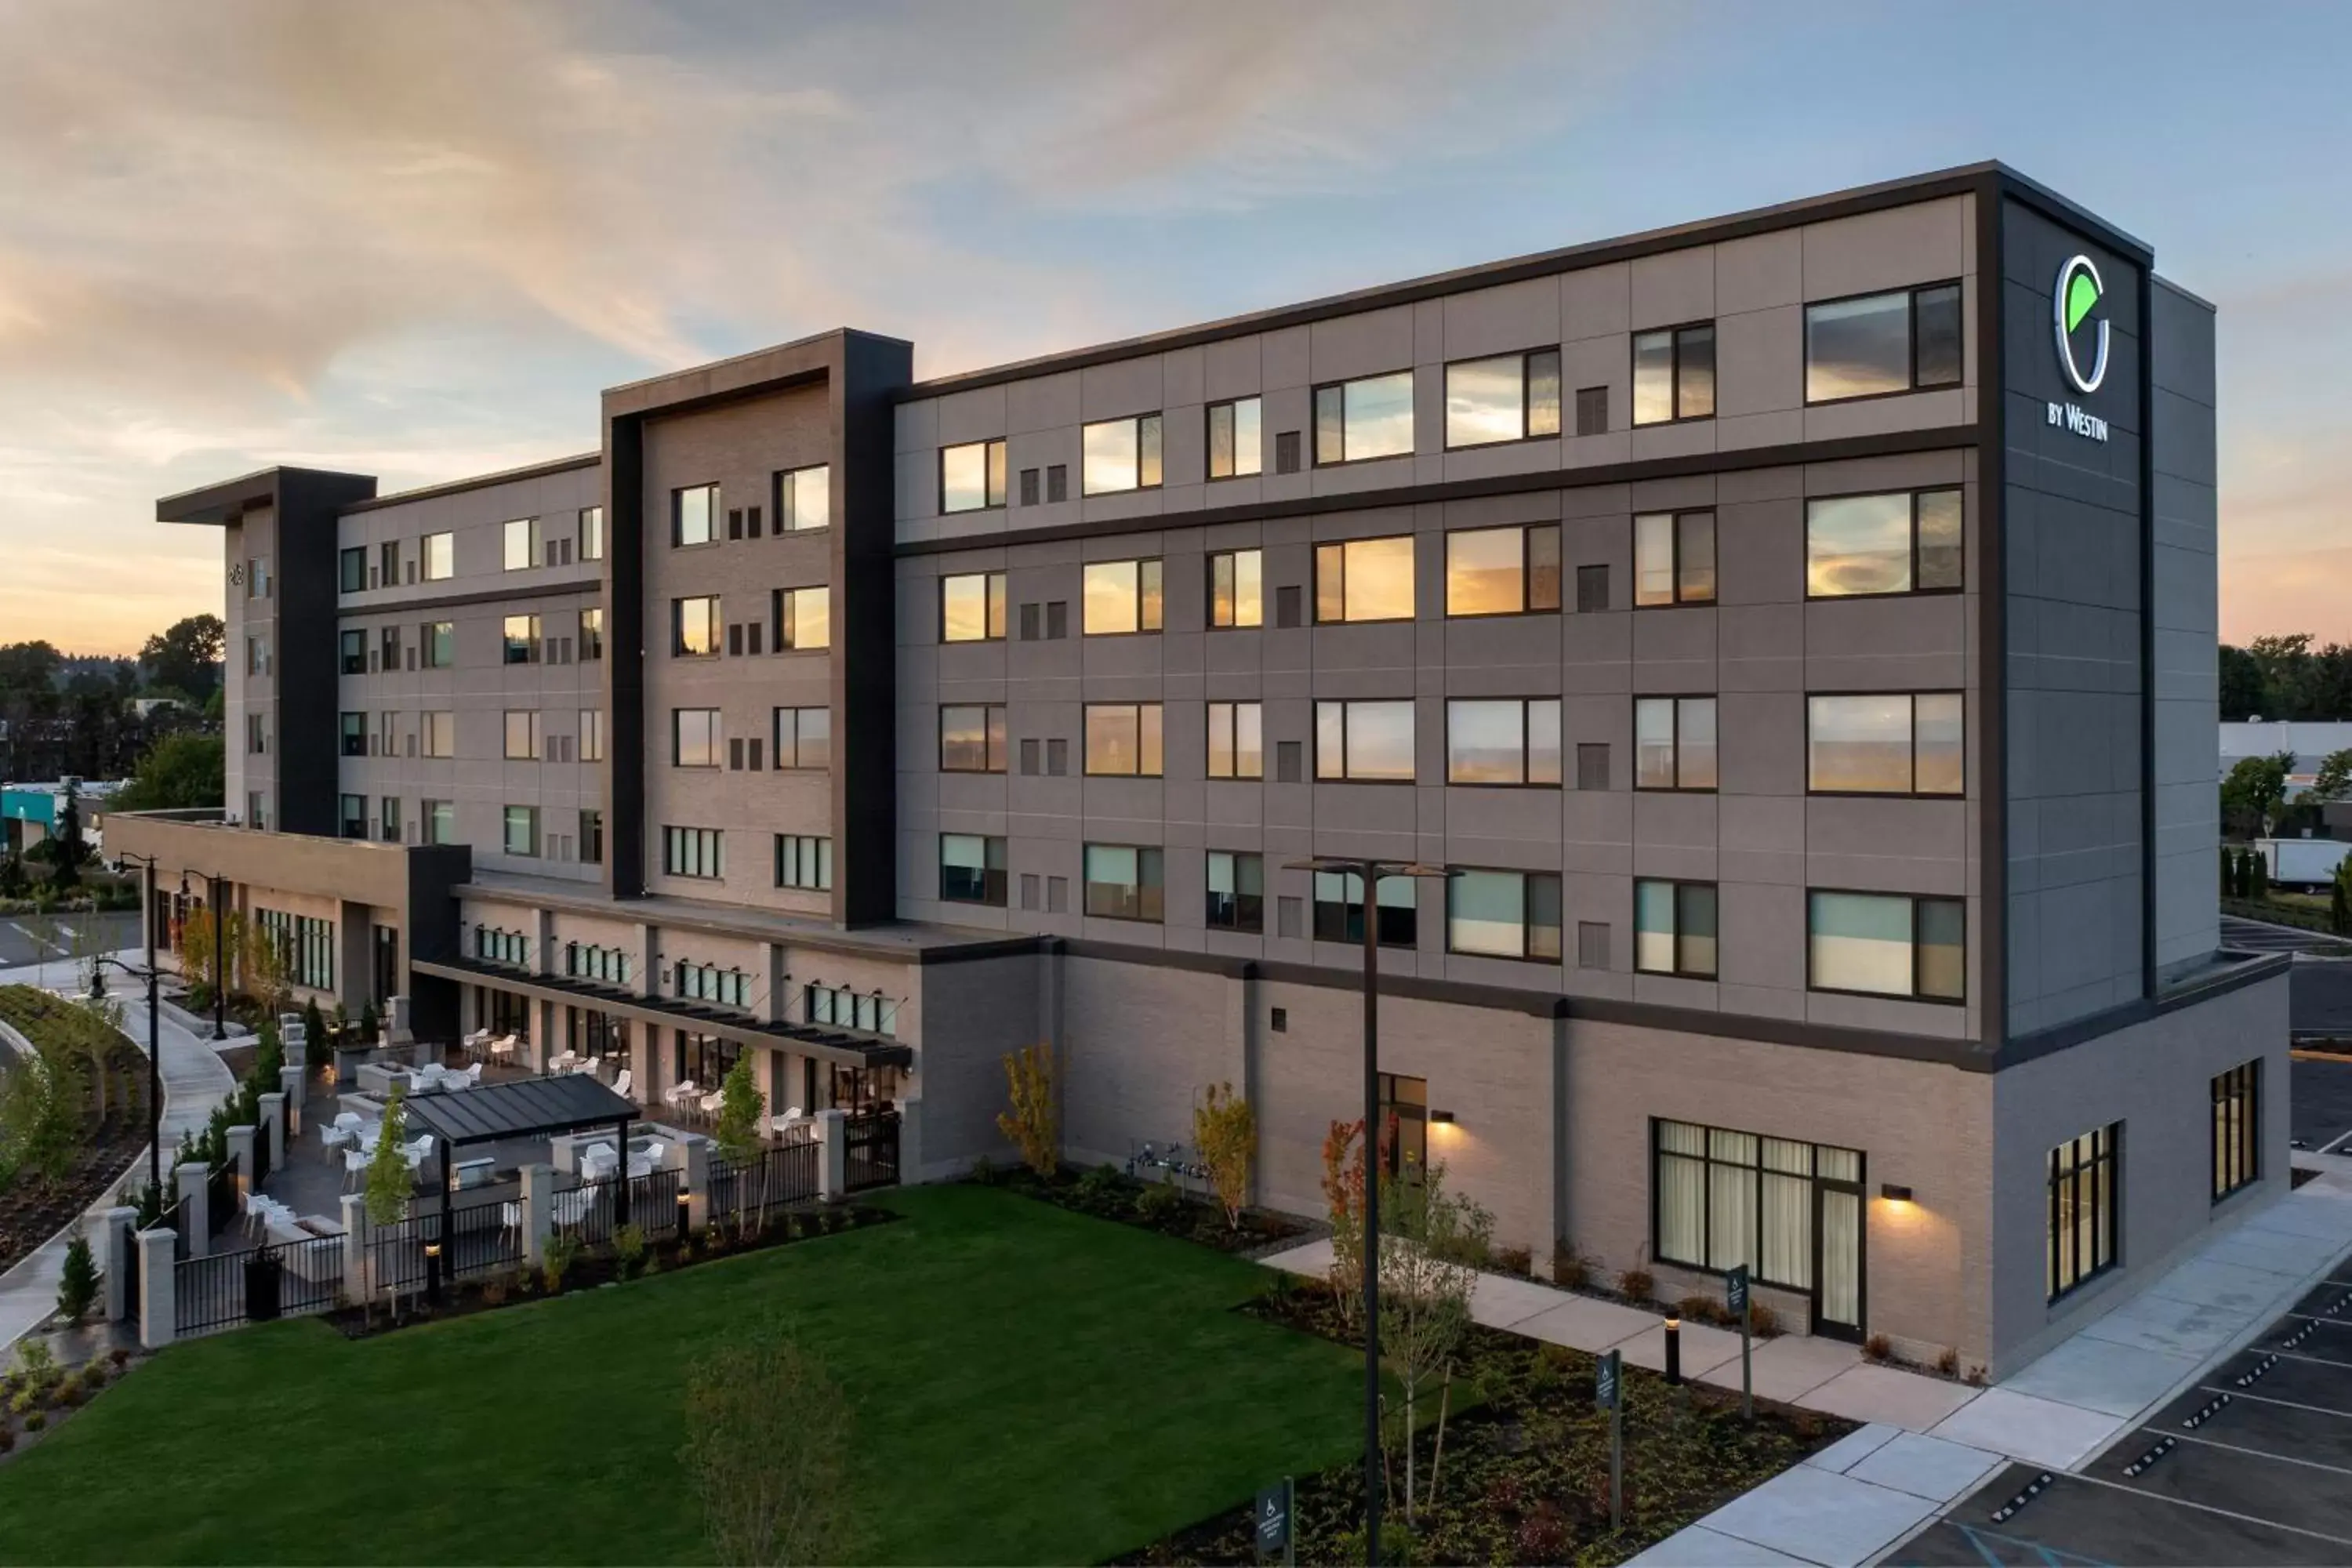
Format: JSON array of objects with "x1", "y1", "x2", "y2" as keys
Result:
[
  {"x1": 340, "y1": 1193, "x2": 368, "y2": 1305},
  {"x1": 898, "y1": 1094, "x2": 925, "y2": 1188},
  {"x1": 136, "y1": 1228, "x2": 176, "y2": 1349},
  {"x1": 520, "y1": 1163, "x2": 554, "y2": 1266},
  {"x1": 227, "y1": 1124, "x2": 258, "y2": 1210},
  {"x1": 815, "y1": 1109, "x2": 847, "y2": 1202},
  {"x1": 101, "y1": 1207, "x2": 136, "y2": 1323},
  {"x1": 681, "y1": 1141, "x2": 711, "y2": 1233},
  {"x1": 175, "y1": 1160, "x2": 210, "y2": 1259},
  {"x1": 259, "y1": 1093, "x2": 287, "y2": 1173}
]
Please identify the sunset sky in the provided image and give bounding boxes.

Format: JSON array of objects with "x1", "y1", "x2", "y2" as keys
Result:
[{"x1": 2, "y1": 0, "x2": 2345, "y2": 655}]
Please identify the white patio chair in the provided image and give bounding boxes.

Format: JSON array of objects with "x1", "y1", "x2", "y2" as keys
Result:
[
  {"x1": 333, "y1": 1110, "x2": 365, "y2": 1132},
  {"x1": 699, "y1": 1089, "x2": 728, "y2": 1120},
  {"x1": 342, "y1": 1149, "x2": 369, "y2": 1190},
  {"x1": 320, "y1": 1121, "x2": 350, "y2": 1154},
  {"x1": 501, "y1": 1201, "x2": 521, "y2": 1235},
  {"x1": 664, "y1": 1080, "x2": 698, "y2": 1109},
  {"x1": 611, "y1": 1069, "x2": 634, "y2": 1101},
  {"x1": 463, "y1": 1062, "x2": 483, "y2": 1086}
]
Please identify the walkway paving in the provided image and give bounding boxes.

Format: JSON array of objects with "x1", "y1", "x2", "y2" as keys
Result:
[
  {"x1": 1261, "y1": 1167, "x2": 2352, "y2": 1567},
  {"x1": 0, "y1": 955, "x2": 238, "y2": 1356}
]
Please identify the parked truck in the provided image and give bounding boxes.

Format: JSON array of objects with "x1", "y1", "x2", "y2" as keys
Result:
[{"x1": 2259, "y1": 836, "x2": 2352, "y2": 889}]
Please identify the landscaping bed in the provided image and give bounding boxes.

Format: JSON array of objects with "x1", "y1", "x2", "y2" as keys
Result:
[
  {"x1": 0, "y1": 987, "x2": 152, "y2": 1278},
  {"x1": 1127, "y1": 1275, "x2": 1854, "y2": 1566},
  {"x1": 982, "y1": 1159, "x2": 1311, "y2": 1254},
  {"x1": 0, "y1": 1345, "x2": 136, "y2": 1463},
  {"x1": 321, "y1": 1202, "x2": 902, "y2": 1338}
]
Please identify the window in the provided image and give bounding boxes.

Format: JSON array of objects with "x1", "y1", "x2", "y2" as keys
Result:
[
  {"x1": 940, "y1": 572, "x2": 1007, "y2": 642},
  {"x1": 474, "y1": 925, "x2": 529, "y2": 968},
  {"x1": 673, "y1": 483, "x2": 718, "y2": 546},
  {"x1": 422, "y1": 532, "x2": 455, "y2": 581},
  {"x1": 380, "y1": 540, "x2": 401, "y2": 586},
  {"x1": 775, "y1": 706, "x2": 831, "y2": 769},
  {"x1": 1313, "y1": 870, "x2": 1417, "y2": 949},
  {"x1": 775, "y1": 834, "x2": 833, "y2": 891},
  {"x1": 773, "y1": 586, "x2": 829, "y2": 651},
  {"x1": 1654, "y1": 1120, "x2": 1863, "y2": 1286},
  {"x1": 2048, "y1": 1124, "x2": 2119, "y2": 1301},
  {"x1": 1635, "y1": 880, "x2": 1718, "y2": 978},
  {"x1": 806, "y1": 985, "x2": 897, "y2": 1037},
  {"x1": 1807, "y1": 489, "x2": 1964, "y2": 598},
  {"x1": 503, "y1": 710, "x2": 543, "y2": 761},
  {"x1": 1315, "y1": 536, "x2": 1415, "y2": 622},
  {"x1": 1445, "y1": 524, "x2": 1561, "y2": 616},
  {"x1": 1632, "y1": 324, "x2": 1715, "y2": 424},
  {"x1": 1445, "y1": 349, "x2": 1562, "y2": 447},
  {"x1": 1314, "y1": 371, "x2": 1415, "y2": 464},
  {"x1": 1084, "y1": 703, "x2": 1163, "y2": 777},
  {"x1": 1808, "y1": 891, "x2": 1965, "y2": 1000},
  {"x1": 339, "y1": 630, "x2": 365, "y2": 675},
  {"x1": 566, "y1": 941, "x2": 628, "y2": 985},
  {"x1": 503, "y1": 615, "x2": 540, "y2": 665},
  {"x1": 1806, "y1": 282, "x2": 1963, "y2": 403},
  {"x1": 339, "y1": 547, "x2": 365, "y2": 593},
  {"x1": 423, "y1": 621, "x2": 454, "y2": 668},
  {"x1": 379, "y1": 796, "x2": 401, "y2": 843},
  {"x1": 939, "y1": 704, "x2": 1008, "y2": 773},
  {"x1": 1206, "y1": 549, "x2": 1263, "y2": 628},
  {"x1": 1206, "y1": 702, "x2": 1264, "y2": 780},
  {"x1": 672, "y1": 597, "x2": 720, "y2": 658},
  {"x1": 1187, "y1": 850, "x2": 1261, "y2": 933},
  {"x1": 246, "y1": 791, "x2": 267, "y2": 831},
  {"x1": 1082, "y1": 559, "x2": 1163, "y2": 635},
  {"x1": 378, "y1": 626, "x2": 401, "y2": 672},
  {"x1": 256, "y1": 910, "x2": 336, "y2": 991},
  {"x1": 673, "y1": 961, "x2": 750, "y2": 1011},
  {"x1": 2213, "y1": 1061, "x2": 2260, "y2": 1203},
  {"x1": 580, "y1": 809, "x2": 603, "y2": 866},
  {"x1": 246, "y1": 557, "x2": 269, "y2": 598},
  {"x1": 775, "y1": 465, "x2": 829, "y2": 532},
  {"x1": 1450, "y1": 869, "x2": 1563, "y2": 961},
  {"x1": 503, "y1": 805, "x2": 540, "y2": 858},
  {"x1": 1082, "y1": 413, "x2": 1163, "y2": 495},
  {"x1": 1207, "y1": 397, "x2": 1262, "y2": 478},
  {"x1": 339, "y1": 712, "x2": 365, "y2": 757},
  {"x1": 1316, "y1": 699, "x2": 1415, "y2": 782},
  {"x1": 579, "y1": 506, "x2": 604, "y2": 561},
  {"x1": 1083, "y1": 844, "x2": 1163, "y2": 922},
  {"x1": 940, "y1": 834, "x2": 1007, "y2": 906},
  {"x1": 502, "y1": 517, "x2": 539, "y2": 571},
  {"x1": 1633, "y1": 697, "x2": 1717, "y2": 790},
  {"x1": 1446, "y1": 699, "x2": 1562, "y2": 786},
  {"x1": 339, "y1": 793, "x2": 367, "y2": 840},
  {"x1": 1377, "y1": 1073, "x2": 1428, "y2": 1180},
  {"x1": 663, "y1": 826, "x2": 724, "y2": 880},
  {"x1": 421, "y1": 711, "x2": 454, "y2": 758},
  {"x1": 1808, "y1": 694, "x2": 1964, "y2": 795},
  {"x1": 1575, "y1": 385, "x2": 1610, "y2": 437},
  {"x1": 246, "y1": 637, "x2": 269, "y2": 677},
  {"x1": 1633, "y1": 511, "x2": 1716, "y2": 606},
  {"x1": 423, "y1": 800, "x2": 456, "y2": 845},
  {"x1": 245, "y1": 713, "x2": 267, "y2": 754},
  {"x1": 578, "y1": 608, "x2": 604, "y2": 660},
  {"x1": 941, "y1": 439, "x2": 1008, "y2": 514},
  {"x1": 672, "y1": 709, "x2": 722, "y2": 768}
]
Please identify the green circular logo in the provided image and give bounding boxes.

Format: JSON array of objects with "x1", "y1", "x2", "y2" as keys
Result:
[{"x1": 2054, "y1": 254, "x2": 2109, "y2": 394}]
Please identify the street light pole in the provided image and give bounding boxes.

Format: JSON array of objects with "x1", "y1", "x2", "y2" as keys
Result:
[
  {"x1": 209, "y1": 873, "x2": 226, "y2": 1041},
  {"x1": 142, "y1": 859, "x2": 160, "y2": 1196}
]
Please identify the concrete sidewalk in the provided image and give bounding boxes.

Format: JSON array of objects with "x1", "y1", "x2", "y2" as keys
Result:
[
  {"x1": 0, "y1": 958, "x2": 239, "y2": 1356},
  {"x1": 1261, "y1": 1169, "x2": 2352, "y2": 1568}
]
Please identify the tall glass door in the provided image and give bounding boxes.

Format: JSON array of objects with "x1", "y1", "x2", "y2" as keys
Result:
[{"x1": 1814, "y1": 1147, "x2": 1866, "y2": 1341}]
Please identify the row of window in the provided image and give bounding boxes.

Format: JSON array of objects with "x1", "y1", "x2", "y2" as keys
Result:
[
  {"x1": 341, "y1": 798, "x2": 604, "y2": 864},
  {"x1": 932, "y1": 285, "x2": 1962, "y2": 510},
  {"x1": 667, "y1": 470, "x2": 831, "y2": 550},
  {"x1": 564, "y1": 942, "x2": 631, "y2": 986},
  {"x1": 652, "y1": 827, "x2": 837, "y2": 895},
  {"x1": 669, "y1": 590, "x2": 829, "y2": 657},
  {"x1": 915, "y1": 693, "x2": 1964, "y2": 798},
  {"x1": 338, "y1": 610, "x2": 604, "y2": 674},
  {"x1": 673, "y1": 960, "x2": 750, "y2": 1010},
  {"x1": 338, "y1": 508, "x2": 606, "y2": 594},
  {"x1": 474, "y1": 925, "x2": 530, "y2": 967},
  {"x1": 934, "y1": 490, "x2": 1961, "y2": 649},
  {"x1": 254, "y1": 909, "x2": 335, "y2": 992},
  {"x1": 670, "y1": 707, "x2": 832, "y2": 771},
  {"x1": 332, "y1": 710, "x2": 606, "y2": 765}
]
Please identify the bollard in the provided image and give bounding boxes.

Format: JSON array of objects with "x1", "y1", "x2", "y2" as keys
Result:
[{"x1": 1664, "y1": 1315, "x2": 1683, "y2": 1386}]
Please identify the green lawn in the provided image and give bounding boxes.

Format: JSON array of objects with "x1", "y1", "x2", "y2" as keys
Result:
[{"x1": 0, "y1": 1185, "x2": 1363, "y2": 1565}]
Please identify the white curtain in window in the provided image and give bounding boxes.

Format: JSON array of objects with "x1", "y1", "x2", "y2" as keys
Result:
[
  {"x1": 1658, "y1": 1152, "x2": 1706, "y2": 1265},
  {"x1": 1708, "y1": 1162, "x2": 1755, "y2": 1271},
  {"x1": 1760, "y1": 1137, "x2": 1815, "y2": 1289},
  {"x1": 1820, "y1": 1188, "x2": 1862, "y2": 1327}
]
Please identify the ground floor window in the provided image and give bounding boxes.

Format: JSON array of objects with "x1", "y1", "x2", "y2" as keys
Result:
[
  {"x1": 256, "y1": 908, "x2": 334, "y2": 991},
  {"x1": 1653, "y1": 1120, "x2": 1863, "y2": 1290},
  {"x1": 477, "y1": 986, "x2": 530, "y2": 1042},
  {"x1": 2048, "y1": 1123, "x2": 2120, "y2": 1302},
  {"x1": 831, "y1": 1063, "x2": 904, "y2": 1114},
  {"x1": 1377, "y1": 1072, "x2": 1428, "y2": 1181},
  {"x1": 2212, "y1": 1061, "x2": 2259, "y2": 1203},
  {"x1": 674, "y1": 1031, "x2": 739, "y2": 1090},
  {"x1": 568, "y1": 1009, "x2": 626, "y2": 1060}
]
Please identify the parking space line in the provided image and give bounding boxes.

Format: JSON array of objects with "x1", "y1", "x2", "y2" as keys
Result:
[
  {"x1": 2053, "y1": 1468, "x2": 2352, "y2": 1550},
  {"x1": 2202, "y1": 1385, "x2": 2352, "y2": 1423},
  {"x1": 2168, "y1": 1428, "x2": 2352, "y2": 1478}
]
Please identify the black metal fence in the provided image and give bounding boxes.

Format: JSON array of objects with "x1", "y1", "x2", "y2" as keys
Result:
[
  {"x1": 710, "y1": 1141, "x2": 821, "y2": 1224},
  {"x1": 844, "y1": 1110, "x2": 900, "y2": 1192},
  {"x1": 252, "y1": 1117, "x2": 274, "y2": 1189},
  {"x1": 439, "y1": 1196, "x2": 523, "y2": 1281},
  {"x1": 367, "y1": 1214, "x2": 430, "y2": 1299},
  {"x1": 175, "y1": 1235, "x2": 345, "y2": 1338},
  {"x1": 206, "y1": 1162, "x2": 238, "y2": 1236}
]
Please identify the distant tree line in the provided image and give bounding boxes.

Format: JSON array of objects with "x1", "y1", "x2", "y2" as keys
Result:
[
  {"x1": 0, "y1": 614, "x2": 223, "y2": 804},
  {"x1": 2220, "y1": 634, "x2": 2352, "y2": 722}
]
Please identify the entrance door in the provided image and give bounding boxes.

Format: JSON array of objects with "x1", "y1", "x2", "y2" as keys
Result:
[
  {"x1": 372, "y1": 925, "x2": 400, "y2": 1007},
  {"x1": 1813, "y1": 1151, "x2": 1866, "y2": 1341}
]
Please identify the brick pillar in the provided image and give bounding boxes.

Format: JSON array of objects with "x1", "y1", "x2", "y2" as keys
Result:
[
  {"x1": 340, "y1": 1192, "x2": 368, "y2": 1305},
  {"x1": 681, "y1": 1140, "x2": 711, "y2": 1232},
  {"x1": 519, "y1": 1163, "x2": 555, "y2": 1266},
  {"x1": 259, "y1": 1093, "x2": 286, "y2": 1171},
  {"x1": 175, "y1": 1160, "x2": 209, "y2": 1259},
  {"x1": 136, "y1": 1229, "x2": 176, "y2": 1348},
  {"x1": 100, "y1": 1207, "x2": 136, "y2": 1322},
  {"x1": 815, "y1": 1109, "x2": 847, "y2": 1201}
]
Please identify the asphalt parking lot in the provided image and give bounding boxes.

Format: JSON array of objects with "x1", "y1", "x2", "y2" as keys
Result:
[
  {"x1": 2225, "y1": 913, "x2": 2352, "y2": 958},
  {"x1": 2299, "y1": 1057, "x2": 2352, "y2": 1156},
  {"x1": 1892, "y1": 1254, "x2": 2352, "y2": 1566},
  {"x1": 0, "y1": 909, "x2": 140, "y2": 972}
]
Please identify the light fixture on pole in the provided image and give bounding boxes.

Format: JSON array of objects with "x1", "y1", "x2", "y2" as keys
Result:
[{"x1": 1282, "y1": 853, "x2": 1450, "y2": 1568}]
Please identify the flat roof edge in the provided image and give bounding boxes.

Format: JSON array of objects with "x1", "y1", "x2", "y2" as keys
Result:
[{"x1": 340, "y1": 451, "x2": 602, "y2": 514}]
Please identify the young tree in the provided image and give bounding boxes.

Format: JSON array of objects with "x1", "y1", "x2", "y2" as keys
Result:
[
  {"x1": 54, "y1": 1232, "x2": 100, "y2": 1325},
  {"x1": 2332, "y1": 858, "x2": 2352, "y2": 936},
  {"x1": 1192, "y1": 1082, "x2": 1255, "y2": 1230},
  {"x1": 1378, "y1": 1160, "x2": 1494, "y2": 1523},
  {"x1": 1319, "y1": 1114, "x2": 1396, "y2": 1328},
  {"x1": 713, "y1": 1054, "x2": 767, "y2": 1236},
  {"x1": 0, "y1": 851, "x2": 25, "y2": 900},
  {"x1": 680, "y1": 1322, "x2": 856, "y2": 1566},
  {"x1": 994, "y1": 1043, "x2": 1058, "y2": 1178},
  {"x1": 45, "y1": 788, "x2": 89, "y2": 891},
  {"x1": 364, "y1": 1087, "x2": 414, "y2": 1316}
]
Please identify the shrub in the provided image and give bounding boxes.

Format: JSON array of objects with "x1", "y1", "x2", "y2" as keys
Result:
[
  {"x1": 615, "y1": 1223, "x2": 648, "y2": 1278},
  {"x1": 1134, "y1": 1181, "x2": 1185, "y2": 1225},
  {"x1": 967, "y1": 1155, "x2": 999, "y2": 1185},
  {"x1": 1747, "y1": 1301, "x2": 1779, "y2": 1337},
  {"x1": 53, "y1": 1381, "x2": 82, "y2": 1409},
  {"x1": 1966, "y1": 1363, "x2": 1987, "y2": 1387},
  {"x1": 1863, "y1": 1332, "x2": 1893, "y2": 1363},
  {"x1": 8, "y1": 1389, "x2": 34, "y2": 1417},
  {"x1": 1551, "y1": 1241, "x2": 1592, "y2": 1290},
  {"x1": 994, "y1": 1042, "x2": 1059, "y2": 1178},
  {"x1": 1192, "y1": 1081, "x2": 1255, "y2": 1230},
  {"x1": 24, "y1": 1411, "x2": 45, "y2": 1432},
  {"x1": 1677, "y1": 1293, "x2": 1722, "y2": 1327},
  {"x1": 1073, "y1": 1163, "x2": 1123, "y2": 1206},
  {"x1": 1935, "y1": 1345, "x2": 1960, "y2": 1378},
  {"x1": 542, "y1": 1232, "x2": 580, "y2": 1294},
  {"x1": 107, "y1": 1348, "x2": 129, "y2": 1369},
  {"x1": 78, "y1": 1363, "x2": 106, "y2": 1392},
  {"x1": 482, "y1": 1276, "x2": 510, "y2": 1308},
  {"x1": 1617, "y1": 1267, "x2": 1655, "y2": 1304},
  {"x1": 55, "y1": 1234, "x2": 99, "y2": 1325},
  {"x1": 1495, "y1": 1243, "x2": 1533, "y2": 1276}
]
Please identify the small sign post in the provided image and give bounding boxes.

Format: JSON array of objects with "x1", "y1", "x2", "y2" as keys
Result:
[
  {"x1": 1254, "y1": 1476, "x2": 1294, "y2": 1566},
  {"x1": 1727, "y1": 1265, "x2": 1753, "y2": 1420},
  {"x1": 1596, "y1": 1347, "x2": 1624, "y2": 1530}
]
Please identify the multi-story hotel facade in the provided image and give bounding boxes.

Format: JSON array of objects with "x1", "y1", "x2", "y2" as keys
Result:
[{"x1": 112, "y1": 163, "x2": 2283, "y2": 1376}]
